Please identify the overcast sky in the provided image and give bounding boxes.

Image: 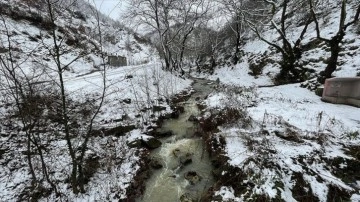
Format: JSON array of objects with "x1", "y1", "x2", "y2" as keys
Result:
[{"x1": 90, "y1": 0, "x2": 128, "y2": 20}]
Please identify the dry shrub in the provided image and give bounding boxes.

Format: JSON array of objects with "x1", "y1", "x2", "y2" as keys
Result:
[
  {"x1": 327, "y1": 184, "x2": 351, "y2": 201},
  {"x1": 199, "y1": 107, "x2": 248, "y2": 132},
  {"x1": 291, "y1": 172, "x2": 319, "y2": 201}
]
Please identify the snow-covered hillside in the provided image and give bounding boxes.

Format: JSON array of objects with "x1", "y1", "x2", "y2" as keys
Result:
[
  {"x1": 0, "y1": 0, "x2": 191, "y2": 201},
  {"x1": 198, "y1": 0, "x2": 360, "y2": 201},
  {"x1": 200, "y1": 0, "x2": 359, "y2": 88},
  {"x1": 0, "y1": 0, "x2": 153, "y2": 77},
  {"x1": 203, "y1": 82, "x2": 360, "y2": 201}
]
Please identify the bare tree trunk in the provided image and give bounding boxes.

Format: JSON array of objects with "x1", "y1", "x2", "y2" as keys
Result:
[
  {"x1": 320, "y1": 33, "x2": 344, "y2": 82},
  {"x1": 178, "y1": 26, "x2": 194, "y2": 74},
  {"x1": 45, "y1": 0, "x2": 79, "y2": 193},
  {"x1": 247, "y1": 0, "x2": 312, "y2": 83},
  {"x1": 233, "y1": 15, "x2": 242, "y2": 64},
  {"x1": 310, "y1": 0, "x2": 360, "y2": 83},
  {"x1": 32, "y1": 132, "x2": 58, "y2": 194},
  {"x1": 77, "y1": 5, "x2": 107, "y2": 193}
]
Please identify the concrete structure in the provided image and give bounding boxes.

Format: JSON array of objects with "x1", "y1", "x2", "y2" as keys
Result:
[
  {"x1": 322, "y1": 77, "x2": 360, "y2": 107},
  {"x1": 108, "y1": 55, "x2": 127, "y2": 67}
]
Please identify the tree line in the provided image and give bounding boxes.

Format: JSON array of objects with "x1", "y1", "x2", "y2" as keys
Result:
[{"x1": 127, "y1": 0, "x2": 360, "y2": 83}]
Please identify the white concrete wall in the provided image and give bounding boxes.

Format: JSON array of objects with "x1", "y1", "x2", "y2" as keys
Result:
[{"x1": 322, "y1": 77, "x2": 360, "y2": 107}]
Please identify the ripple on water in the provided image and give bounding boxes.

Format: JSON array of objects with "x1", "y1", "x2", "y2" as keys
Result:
[{"x1": 137, "y1": 79, "x2": 216, "y2": 202}]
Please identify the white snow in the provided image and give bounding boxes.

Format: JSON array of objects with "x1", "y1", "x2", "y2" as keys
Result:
[
  {"x1": 201, "y1": 2, "x2": 360, "y2": 200},
  {"x1": 208, "y1": 61, "x2": 273, "y2": 87},
  {"x1": 0, "y1": 1, "x2": 191, "y2": 200},
  {"x1": 213, "y1": 186, "x2": 242, "y2": 202}
]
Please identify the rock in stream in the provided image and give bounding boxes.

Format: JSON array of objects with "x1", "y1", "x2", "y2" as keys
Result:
[{"x1": 184, "y1": 171, "x2": 202, "y2": 185}]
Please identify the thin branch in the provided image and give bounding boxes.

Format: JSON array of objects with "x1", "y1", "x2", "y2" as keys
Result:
[
  {"x1": 309, "y1": 0, "x2": 330, "y2": 41},
  {"x1": 344, "y1": 3, "x2": 360, "y2": 29},
  {"x1": 247, "y1": 20, "x2": 285, "y2": 55}
]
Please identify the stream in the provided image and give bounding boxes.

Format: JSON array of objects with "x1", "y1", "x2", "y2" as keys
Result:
[{"x1": 137, "y1": 78, "x2": 217, "y2": 202}]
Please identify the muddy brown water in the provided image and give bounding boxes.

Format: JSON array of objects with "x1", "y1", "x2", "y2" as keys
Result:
[{"x1": 136, "y1": 78, "x2": 217, "y2": 202}]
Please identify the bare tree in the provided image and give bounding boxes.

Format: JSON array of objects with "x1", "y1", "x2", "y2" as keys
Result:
[
  {"x1": 247, "y1": 0, "x2": 313, "y2": 84},
  {"x1": 168, "y1": 0, "x2": 211, "y2": 73},
  {"x1": 44, "y1": 0, "x2": 107, "y2": 194},
  {"x1": 77, "y1": 2, "x2": 108, "y2": 193},
  {"x1": 126, "y1": 0, "x2": 211, "y2": 73},
  {"x1": 0, "y1": 0, "x2": 116, "y2": 198},
  {"x1": 0, "y1": 13, "x2": 59, "y2": 198},
  {"x1": 310, "y1": 0, "x2": 360, "y2": 83},
  {"x1": 195, "y1": 27, "x2": 227, "y2": 74},
  {"x1": 218, "y1": 0, "x2": 251, "y2": 64}
]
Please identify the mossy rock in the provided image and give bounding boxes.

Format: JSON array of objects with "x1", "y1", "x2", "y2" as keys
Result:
[
  {"x1": 149, "y1": 157, "x2": 163, "y2": 169},
  {"x1": 180, "y1": 153, "x2": 193, "y2": 166},
  {"x1": 127, "y1": 139, "x2": 143, "y2": 148},
  {"x1": 152, "y1": 105, "x2": 166, "y2": 112},
  {"x1": 180, "y1": 193, "x2": 196, "y2": 202},
  {"x1": 142, "y1": 138, "x2": 162, "y2": 149},
  {"x1": 105, "y1": 125, "x2": 136, "y2": 136},
  {"x1": 184, "y1": 171, "x2": 202, "y2": 185}
]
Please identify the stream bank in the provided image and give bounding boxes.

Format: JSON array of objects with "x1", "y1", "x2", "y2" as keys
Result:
[
  {"x1": 124, "y1": 78, "x2": 218, "y2": 202},
  {"x1": 138, "y1": 78, "x2": 217, "y2": 202}
]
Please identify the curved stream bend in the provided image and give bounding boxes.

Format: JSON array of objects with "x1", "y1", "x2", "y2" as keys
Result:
[{"x1": 137, "y1": 78, "x2": 217, "y2": 202}]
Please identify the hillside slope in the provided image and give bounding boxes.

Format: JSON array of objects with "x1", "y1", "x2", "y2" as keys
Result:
[
  {"x1": 206, "y1": 1, "x2": 359, "y2": 87},
  {"x1": 0, "y1": 0, "x2": 191, "y2": 201},
  {"x1": 199, "y1": 1, "x2": 360, "y2": 201}
]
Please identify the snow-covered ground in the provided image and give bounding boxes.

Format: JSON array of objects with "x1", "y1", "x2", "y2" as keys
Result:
[
  {"x1": 204, "y1": 68, "x2": 360, "y2": 201},
  {"x1": 0, "y1": 1, "x2": 191, "y2": 200},
  {"x1": 208, "y1": 61, "x2": 273, "y2": 87},
  {"x1": 200, "y1": 1, "x2": 360, "y2": 200},
  {"x1": 0, "y1": 62, "x2": 191, "y2": 201},
  {"x1": 64, "y1": 63, "x2": 191, "y2": 126}
]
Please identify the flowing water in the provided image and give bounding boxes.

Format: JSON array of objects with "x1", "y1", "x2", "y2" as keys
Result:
[{"x1": 137, "y1": 78, "x2": 217, "y2": 202}]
